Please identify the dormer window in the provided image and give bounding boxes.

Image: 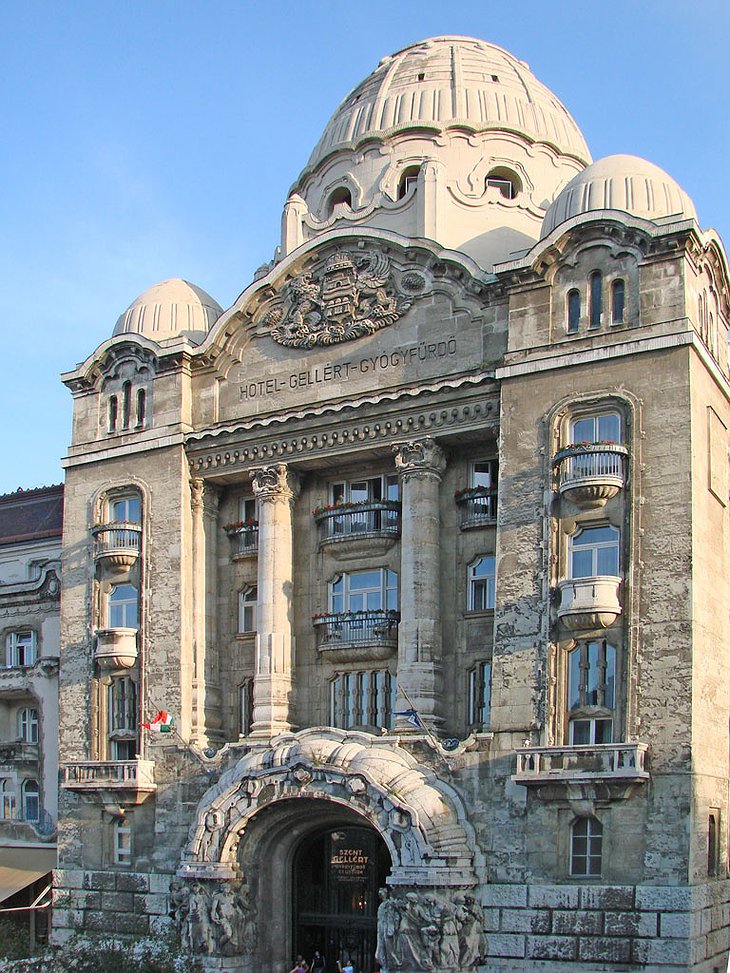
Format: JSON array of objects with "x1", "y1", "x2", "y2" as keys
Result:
[
  {"x1": 397, "y1": 166, "x2": 421, "y2": 199},
  {"x1": 485, "y1": 167, "x2": 521, "y2": 200},
  {"x1": 327, "y1": 187, "x2": 352, "y2": 216}
]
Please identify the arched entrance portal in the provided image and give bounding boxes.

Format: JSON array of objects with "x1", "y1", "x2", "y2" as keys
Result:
[{"x1": 293, "y1": 825, "x2": 390, "y2": 971}]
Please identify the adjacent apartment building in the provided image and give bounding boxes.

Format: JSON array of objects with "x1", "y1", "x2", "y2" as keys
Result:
[
  {"x1": 0, "y1": 485, "x2": 62, "y2": 941},
  {"x1": 53, "y1": 36, "x2": 730, "y2": 973}
]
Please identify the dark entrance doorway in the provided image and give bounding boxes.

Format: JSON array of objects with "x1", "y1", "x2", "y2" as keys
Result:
[{"x1": 293, "y1": 825, "x2": 390, "y2": 972}]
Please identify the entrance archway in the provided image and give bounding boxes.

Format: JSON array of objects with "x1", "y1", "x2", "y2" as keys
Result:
[{"x1": 293, "y1": 824, "x2": 390, "y2": 971}]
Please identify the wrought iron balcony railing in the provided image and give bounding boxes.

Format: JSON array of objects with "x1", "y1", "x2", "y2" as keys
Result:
[
  {"x1": 514, "y1": 742, "x2": 649, "y2": 784},
  {"x1": 229, "y1": 525, "x2": 259, "y2": 556},
  {"x1": 455, "y1": 487, "x2": 497, "y2": 527},
  {"x1": 92, "y1": 522, "x2": 142, "y2": 570},
  {"x1": 313, "y1": 610, "x2": 399, "y2": 650},
  {"x1": 553, "y1": 444, "x2": 628, "y2": 507},
  {"x1": 314, "y1": 501, "x2": 401, "y2": 543}
]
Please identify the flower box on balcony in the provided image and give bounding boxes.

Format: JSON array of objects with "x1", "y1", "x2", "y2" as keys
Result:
[
  {"x1": 557, "y1": 577, "x2": 622, "y2": 631},
  {"x1": 553, "y1": 443, "x2": 628, "y2": 508}
]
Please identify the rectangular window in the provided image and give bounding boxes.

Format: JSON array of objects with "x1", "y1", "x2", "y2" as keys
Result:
[
  {"x1": 467, "y1": 662, "x2": 492, "y2": 730},
  {"x1": 571, "y1": 817, "x2": 603, "y2": 876},
  {"x1": 110, "y1": 494, "x2": 141, "y2": 524},
  {"x1": 109, "y1": 677, "x2": 138, "y2": 732},
  {"x1": 114, "y1": 820, "x2": 132, "y2": 865},
  {"x1": 570, "y1": 412, "x2": 621, "y2": 445},
  {"x1": 330, "y1": 670, "x2": 395, "y2": 729},
  {"x1": 468, "y1": 557, "x2": 496, "y2": 611},
  {"x1": 567, "y1": 640, "x2": 617, "y2": 744},
  {"x1": 239, "y1": 679, "x2": 253, "y2": 736},
  {"x1": 238, "y1": 586, "x2": 257, "y2": 633},
  {"x1": 330, "y1": 569, "x2": 398, "y2": 614},
  {"x1": 569, "y1": 526, "x2": 620, "y2": 578},
  {"x1": 108, "y1": 584, "x2": 139, "y2": 629},
  {"x1": 331, "y1": 474, "x2": 399, "y2": 505},
  {"x1": 6, "y1": 631, "x2": 36, "y2": 668}
]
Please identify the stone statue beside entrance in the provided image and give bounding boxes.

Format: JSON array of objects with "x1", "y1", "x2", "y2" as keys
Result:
[{"x1": 375, "y1": 887, "x2": 485, "y2": 973}]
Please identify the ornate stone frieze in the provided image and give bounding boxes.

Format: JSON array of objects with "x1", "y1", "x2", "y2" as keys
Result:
[
  {"x1": 376, "y1": 886, "x2": 485, "y2": 973},
  {"x1": 262, "y1": 249, "x2": 430, "y2": 349},
  {"x1": 394, "y1": 437, "x2": 447, "y2": 479},
  {"x1": 170, "y1": 876, "x2": 254, "y2": 958},
  {"x1": 249, "y1": 463, "x2": 300, "y2": 503}
]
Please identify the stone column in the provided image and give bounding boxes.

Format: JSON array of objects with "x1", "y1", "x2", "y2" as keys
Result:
[
  {"x1": 393, "y1": 437, "x2": 446, "y2": 731},
  {"x1": 190, "y1": 478, "x2": 223, "y2": 746},
  {"x1": 250, "y1": 463, "x2": 300, "y2": 736}
]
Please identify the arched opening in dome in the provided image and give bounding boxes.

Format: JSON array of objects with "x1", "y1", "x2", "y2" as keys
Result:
[
  {"x1": 589, "y1": 272, "x2": 603, "y2": 329},
  {"x1": 327, "y1": 187, "x2": 352, "y2": 216},
  {"x1": 485, "y1": 167, "x2": 522, "y2": 200},
  {"x1": 611, "y1": 279, "x2": 625, "y2": 325},
  {"x1": 397, "y1": 166, "x2": 421, "y2": 200}
]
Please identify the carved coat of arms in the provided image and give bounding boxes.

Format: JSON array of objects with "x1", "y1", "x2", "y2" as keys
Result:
[{"x1": 263, "y1": 249, "x2": 428, "y2": 349}]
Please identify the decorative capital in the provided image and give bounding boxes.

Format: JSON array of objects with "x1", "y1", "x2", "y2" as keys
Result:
[
  {"x1": 190, "y1": 477, "x2": 205, "y2": 511},
  {"x1": 393, "y1": 438, "x2": 446, "y2": 480},
  {"x1": 250, "y1": 464, "x2": 301, "y2": 504}
]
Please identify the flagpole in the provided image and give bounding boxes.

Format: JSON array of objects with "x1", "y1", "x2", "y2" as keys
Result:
[
  {"x1": 141, "y1": 700, "x2": 216, "y2": 772},
  {"x1": 398, "y1": 685, "x2": 443, "y2": 754}
]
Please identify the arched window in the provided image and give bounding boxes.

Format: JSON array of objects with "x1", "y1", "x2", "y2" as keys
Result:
[
  {"x1": 110, "y1": 492, "x2": 141, "y2": 524},
  {"x1": 467, "y1": 557, "x2": 496, "y2": 611},
  {"x1": 567, "y1": 289, "x2": 581, "y2": 333},
  {"x1": 570, "y1": 411, "x2": 622, "y2": 445},
  {"x1": 567, "y1": 639, "x2": 616, "y2": 744},
  {"x1": 589, "y1": 271, "x2": 603, "y2": 328},
  {"x1": 610, "y1": 279, "x2": 625, "y2": 325},
  {"x1": 121, "y1": 381, "x2": 132, "y2": 428},
  {"x1": 22, "y1": 779, "x2": 39, "y2": 823},
  {"x1": 18, "y1": 707, "x2": 39, "y2": 743},
  {"x1": 135, "y1": 388, "x2": 146, "y2": 427},
  {"x1": 0, "y1": 779, "x2": 15, "y2": 820},
  {"x1": 238, "y1": 586, "x2": 257, "y2": 634},
  {"x1": 570, "y1": 817, "x2": 603, "y2": 876},
  {"x1": 485, "y1": 167, "x2": 521, "y2": 199},
  {"x1": 327, "y1": 187, "x2": 352, "y2": 215},
  {"x1": 569, "y1": 525, "x2": 620, "y2": 578},
  {"x1": 108, "y1": 583, "x2": 139, "y2": 629},
  {"x1": 108, "y1": 395, "x2": 118, "y2": 432},
  {"x1": 397, "y1": 166, "x2": 420, "y2": 199}
]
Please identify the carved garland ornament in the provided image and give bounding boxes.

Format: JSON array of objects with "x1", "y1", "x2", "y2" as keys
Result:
[{"x1": 263, "y1": 250, "x2": 429, "y2": 349}]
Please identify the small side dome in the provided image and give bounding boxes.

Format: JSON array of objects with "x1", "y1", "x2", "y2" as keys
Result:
[
  {"x1": 541, "y1": 154, "x2": 698, "y2": 238},
  {"x1": 113, "y1": 278, "x2": 223, "y2": 343}
]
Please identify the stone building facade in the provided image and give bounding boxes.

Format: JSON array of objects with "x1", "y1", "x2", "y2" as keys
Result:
[{"x1": 53, "y1": 36, "x2": 730, "y2": 973}]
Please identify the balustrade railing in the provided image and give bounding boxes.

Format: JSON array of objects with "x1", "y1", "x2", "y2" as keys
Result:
[
  {"x1": 62, "y1": 759, "x2": 156, "y2": 789},
  {"x1": 514, "y1": 742, "x2": 648, "y2": 782},
  {"x1": 314, "y1": 501, "x2": 401, "y2": 542},
  {"x1": 313, "y1": 610, "x2": 399, "y2": 648},
  {"x1": 92, "y1": 522, "x2": 142, "y2": 558}
]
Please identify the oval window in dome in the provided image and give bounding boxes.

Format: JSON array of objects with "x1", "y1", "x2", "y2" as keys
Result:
[
  {"x1": 397, "y1": 166, "x2": 421, "y2": 200},
  {"x1": 485, "y1": 167, "x2": 522, "y2": 200}
]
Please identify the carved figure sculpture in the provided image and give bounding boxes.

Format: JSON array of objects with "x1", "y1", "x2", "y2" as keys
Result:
[
  {"x1": 186, "y1": 882, "x2": 215, "y2": 954},
  {"x1": 375, "y1": 887, "x2": 402, "y2": 972}
]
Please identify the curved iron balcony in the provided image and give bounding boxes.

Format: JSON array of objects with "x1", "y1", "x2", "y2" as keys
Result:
[
  {"x1": 557, "y1": 576, "x2": 622, "y2": 631},
  {"x1": 228, "y1": 525, "x2": 259, "y2": 556},
  {"x1": 553, "y1": 443, "x2": 628, "y2": 508},
  {"x1": 455, "y1": 487, "x2": 497, "y2": 527},
  {"x1": 92, "y1": 522, "x2": 142, "y2": 571},
  {"x1": 313, "y1": 609, "x2": 399, "y2": 659},
  {"x1": 314, "y1": 500, "x2": 401, "y2": 556}
]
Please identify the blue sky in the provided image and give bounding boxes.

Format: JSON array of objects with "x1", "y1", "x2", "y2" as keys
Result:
[{"x1": 1, "y1": 1, "x2": 728, "y2": 494}]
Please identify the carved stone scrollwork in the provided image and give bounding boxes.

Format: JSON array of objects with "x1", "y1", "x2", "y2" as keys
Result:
[
  {"x1": 250, "y1": 463, "x2": 300, "y2": 504},
  {"x1": 171, "y1": 877, "x2": 254, "y2": 958},
  {"x1": 263, "y1": 249, "x2": 430, "y2": 349},
  {"x1": 375, "y1": 886, "x2": 485, "y2": 973},
  {"x1": 393, "y1": 437, "x2": 447, "y2": 480}
]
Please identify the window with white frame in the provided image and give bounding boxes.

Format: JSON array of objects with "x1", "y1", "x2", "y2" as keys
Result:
[
  {"x1": 570, "y1": 816, "x2": 603, "y2": 876},
  {"x1": 108, "y1": 583, "x2": 139, "y2": 629},
  {"x1": 6, "y1": 631, "x2": 36, "y2": 668},
  {"x1": 567, "y1": 639, "x2": 616, "y2": 744},
  {"x1": 109, "y1": 493, "x2": 141, "y2": 524},
  {"x1": 114, "y1": 818, "x2": 132, "y2": 865},
  {"x1": 18, "y1": 707, "x2": 39, "y2": 744},
  {"x1": 570, "y1": 411, "x2": 621, "y2": 445},
  {"x1": 331, "y1": 474, "x2": 399, "y2": 506},
  {"x1": 470, "y1": 460, "x2": 497, "y2": 490},
  {"x1": 238, "y1": 586, "x2": 257, "y2": 634},
  {"x1": 330, "y1": 670, "x2": 396, "y2": 729},
  {"x1": 0, "y1": 780, "x2": 15, "y2": 820},
  {"x1": 569, "y1": 525, "x2": 620, "y2": 578},
  {"x1": 467, "y1": 557, "x2": 496, "y2": 611},
  {"x1": 468, "y1": 662, "x2": 492, "y2": 730},
  {"x1": 239, "y1": 679, "x2": 254, "y2": 736},
  {"x1": 330, "y1": 569, "x2": 398, "y2": 614},
  {"x1": 22, "y1": 779, "x2": 39, "y2": 822},
  {"x1": 397, "y1": 166, "x2": 420, "y2": 199}
]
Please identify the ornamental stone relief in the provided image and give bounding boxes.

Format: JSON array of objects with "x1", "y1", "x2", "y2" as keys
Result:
[
  {"x1": 376, "y1": 886, "x2": 485, "y2": 973},
  {"x1": 262, "y1": 249, "x2": 430, "y2": 349},
  {"x1": 170, "y1": 876, "x2": 254, "y2": 958}
]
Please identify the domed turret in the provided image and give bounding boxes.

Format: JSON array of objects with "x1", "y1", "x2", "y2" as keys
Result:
[
  {"x1": 282, "y1": 36, "x2": 591, "y2": 270},
  {"x1": 541, "y1": 154, "x2": 698, "y2": 238},
  {"x1": 113, "y1": 278, "x2": 223, "y2": 344}
]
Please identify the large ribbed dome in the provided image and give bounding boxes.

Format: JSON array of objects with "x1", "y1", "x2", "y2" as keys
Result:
[
  {"x1": 307, "y1": 36, "x2": 590, "y2": 170},
  {"x1": 541, "y1": 154, "x2": 698, "y2": 238},
  {"x1": 113, "y1": 278, "x2": 223, "y2": 344}
]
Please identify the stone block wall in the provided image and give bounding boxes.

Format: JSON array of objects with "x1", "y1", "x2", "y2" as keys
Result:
[{"x1": 482, "y1": 881, "x2": 730, "y2": 972}]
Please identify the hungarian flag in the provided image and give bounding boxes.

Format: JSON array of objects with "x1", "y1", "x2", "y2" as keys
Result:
[{"x1": 141, "y1": 711, "x2": 174, "y2": 733}]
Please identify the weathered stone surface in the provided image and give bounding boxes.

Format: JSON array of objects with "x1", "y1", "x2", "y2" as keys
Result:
[
  {"x1": 487, "y1": 934, "x2": 526, "y2": 958},
  {"x1": 528, "y1": 885, "x2": 580, "y2": 909},
  {"x1": 578, "y1": 936, "x2": 631, "y2": 963},
  {"x1": 526, "y1": 935, "x2": 577, "y2": 961},
  {"x1": 500, "y1": 908, "x2": 550, "y2": 934},
  {"x1": 482, "y1": 884, "x2": 528, "y2": 908},
  {"x1": 552, "y1": 910, "x2": 603, "y2": 936}
]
